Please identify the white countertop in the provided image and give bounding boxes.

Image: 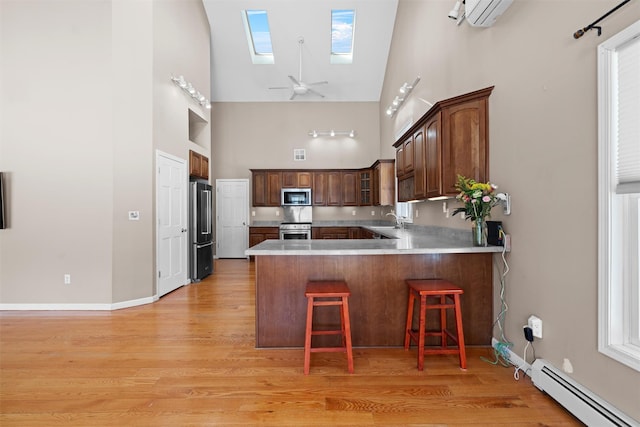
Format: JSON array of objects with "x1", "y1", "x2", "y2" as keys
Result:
[{"x1": 245, "y1": 225, "x2": 507, "y2": 256}]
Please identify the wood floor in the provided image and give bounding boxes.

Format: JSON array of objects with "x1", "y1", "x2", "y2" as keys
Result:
[{"x1": 0, "y1": 259, "x2": 582, "y2": 426}]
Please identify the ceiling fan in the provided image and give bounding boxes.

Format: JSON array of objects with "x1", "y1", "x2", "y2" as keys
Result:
[{"x1": 269, "y1": 37, "x2": 328, "y2": 100}]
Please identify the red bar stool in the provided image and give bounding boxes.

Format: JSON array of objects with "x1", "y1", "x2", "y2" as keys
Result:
[
  {"x1": 304, "y1": 280, "x2": 354, "y2": 375},
  {"x1": 404, "y1": 279, "x2": 466, "y2": 371}
]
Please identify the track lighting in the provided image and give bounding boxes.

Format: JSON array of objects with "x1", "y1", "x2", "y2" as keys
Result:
[
  {"x1": 448, "y1": 1, "x2": 463, "y2": 20},
  {"x1": 171, "y1": 75, "x2": 211, "y2": 109},
  {"x1": 308, "y1": 130, "x2": 357, "y2": 138},
  {"x1": 385, "y1": 76, "x2": 420, "y2": 117}
]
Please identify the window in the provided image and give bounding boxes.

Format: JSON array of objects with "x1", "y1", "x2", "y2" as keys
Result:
[
  {"x1": 598, "y1": 20, "x2": 640, "y2": 372},
  {"x1": 331, "y1": 9, "x2": 355, "y2": 64},
  {"x1": 242, "y1": 10, "x2": 274, "y2": 64}
]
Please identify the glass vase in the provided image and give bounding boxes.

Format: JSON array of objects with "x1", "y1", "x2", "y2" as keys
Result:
[{"x1": 472, "y1": 218, "x2": 488, "y2": 247}]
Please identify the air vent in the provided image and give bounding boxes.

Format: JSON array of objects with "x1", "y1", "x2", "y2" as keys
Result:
[{"x1": 294, "y1": 149, "x2": 306, "y2": 161}]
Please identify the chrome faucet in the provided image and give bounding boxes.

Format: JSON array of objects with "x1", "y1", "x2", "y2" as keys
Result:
[{"x1": 386, "y1": 212, "x2": 405, "y2": 229}]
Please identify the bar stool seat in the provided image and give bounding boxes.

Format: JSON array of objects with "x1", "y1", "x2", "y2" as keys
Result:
[
  {"x1": 404, "y1": 279, "x2": 466, "y2": 371},
  {"x1": 304, "y1": 280, "x2": 354, "y2": 375}
]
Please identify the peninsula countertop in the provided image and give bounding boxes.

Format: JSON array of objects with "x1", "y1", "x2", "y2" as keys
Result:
[{"x1": 245, "y1": 225, "x2": 507, "y2": 256}]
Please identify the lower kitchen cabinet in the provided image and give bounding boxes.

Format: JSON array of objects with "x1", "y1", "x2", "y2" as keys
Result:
[{"x1": 249, "y1": 227, "x2": 280, "y2": 247}]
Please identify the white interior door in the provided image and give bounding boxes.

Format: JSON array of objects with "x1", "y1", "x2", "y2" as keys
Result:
[
  {"x1": 156, "y1": 151, "x2": 188, "y2": 296},
  {"x1": 216, "y1": 179, "x2": 249, "y2": 258}
]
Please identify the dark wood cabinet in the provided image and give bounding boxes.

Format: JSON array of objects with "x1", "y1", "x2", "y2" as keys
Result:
[
  {"x1": 341, "y1": 171, "x2": 358, "y2": 206},
  {"x1": 393, "y1": 86, "x2": 492, "y2": 201},
  {"x1": 441, "y1": 96, "x2": 489, "y2": 195},
  {"x1": 413, "y1": 126, "x2": 425, "y2": 199},
  {"x1": 359, "y1": 170, "x2": 371, "y2": 206},
  {"x1": 252, "y1": 161, "x2": 395, "y2": 207},
  {"x1": 395, "y1": 146, "x2": 404, "y2": 178},
  {"x1": 327, "y1": 172, "x2": 342, "y2": 206},
  {"x1": 372, "y1": 160, "x2": 395, "y2": 206},
  {"x1": 312, "y1": 172, "x2": 327, "y2": 206},
  {"x1": 249, "y1": 227, "x2": 280, "y2": 248},
  {"x1": 189, "y1": 150, "x2": 209, "y2": 180},
  {"x1": 251, "y1": 170, "x2": 281, "y2": 206},
  {"x1": 425, "y1": 112, "x2": 442, "y2": 198},
  {"x1": 282, "y1": 171, "x2": 311, "y2": 188},
  {"x1": 312, "y1": 226, "x2": 365, "y2": 239}
]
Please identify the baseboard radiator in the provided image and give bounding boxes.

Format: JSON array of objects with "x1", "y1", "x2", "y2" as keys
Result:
[{"x1": 531, "y1": 359, "x2": 638, "y2": 427}]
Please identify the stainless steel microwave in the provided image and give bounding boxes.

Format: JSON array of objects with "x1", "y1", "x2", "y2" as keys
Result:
[{"x1": 281, "y1": 188, "x2": 312, "y2": 206}]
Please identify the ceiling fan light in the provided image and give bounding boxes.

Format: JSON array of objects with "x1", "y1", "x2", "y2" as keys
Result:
[
  {"x1": 330, "y1": 130, "x2": 335, "y2": 137},
  {"x1": 349, "y1": 130, "x2": 355, "y2": 138}
]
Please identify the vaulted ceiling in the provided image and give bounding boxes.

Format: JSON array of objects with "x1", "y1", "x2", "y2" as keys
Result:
[{"x1": 202, "y1": 0, "x2": 399, "y2": 103}]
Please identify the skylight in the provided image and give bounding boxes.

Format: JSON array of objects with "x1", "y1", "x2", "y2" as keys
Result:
[
  {"x1": 242, "y1": 10, "x2": 274, "y2": 64},
  {"x1": 331, "y1": 9, "x2": 355, "y2": 64}
]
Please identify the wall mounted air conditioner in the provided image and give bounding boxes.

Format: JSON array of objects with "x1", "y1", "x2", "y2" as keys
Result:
[{"x1": 465, "y1": 0, "x2": 514, "y2": 27}]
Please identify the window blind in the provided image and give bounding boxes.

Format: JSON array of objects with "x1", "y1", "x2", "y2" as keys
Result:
[{"x1": 616, "y1": 35, "x2": 640, "y2": 194}]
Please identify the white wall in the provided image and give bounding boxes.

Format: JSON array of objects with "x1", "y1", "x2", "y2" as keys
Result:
[
  {"x1": 0, "y1": 1, "x2": 114, "y2": 304},
  {"x1": 0, "y1": 0, "x2": 210, "y2": 305},
  {"x1": 380, "y1": 0, "x2": 640, "y2": 419}
]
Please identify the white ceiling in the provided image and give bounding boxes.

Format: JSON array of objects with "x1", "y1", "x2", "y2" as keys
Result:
[{"x1": 202, "y1": 0, "x2": 399, "y2": 103}]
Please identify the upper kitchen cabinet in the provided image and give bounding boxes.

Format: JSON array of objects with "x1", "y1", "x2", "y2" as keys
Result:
[
  {"x1": 282, "y1": 171, "x2": 311, "y2": 188},
  {"x1": 393, "y1": 86, "x2": 493, "y2": 201},
  {"x1": 441, "y1": 94, "x2": 489, "y2": 194},
  {"x1": 189, "y1": 150, "x2": 209, "y2": 180},
  {"x1": 251, "y1": 162, "x2": 395, "y2": 207},
  {"x1": 327, "y1": 171, "x2": 342, "y2": 206},
  {"x1": 341, "y1": 171, "x2": 359, "y2": 207},
  {"x1": 372, "y1": 160, "x2": 395, "y2": 206},
  {"x1": 312, "y1": 172, "x2": 327, "y2": 206},
  {"x1": 359, "y1": 169, "x2": 371, "y2": 206},
  {"x1": 251, "y1": 170, "x2": 282, "y2": 207}
]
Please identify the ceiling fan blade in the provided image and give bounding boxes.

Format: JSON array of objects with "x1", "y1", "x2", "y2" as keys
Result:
[
  {"x1": 289, "y1": 92, "x2": 298, "y2": 100},
  {"x1": 268, "y1": 86, "x2": 289, "y2": 90},
  {"x1": 288, "y1": 75, "x2": 300, "y2": 86},
  {"x1": 306, "y1": 88, "x2": 325, "y2": 98},
  {"x1": 307, "y1": 81, "x2": 328, "y2": 86}
]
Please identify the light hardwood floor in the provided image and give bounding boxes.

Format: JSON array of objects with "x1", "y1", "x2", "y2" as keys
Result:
[{"x1": 0, "y1": 259, "x2": 582, "y2": 426}]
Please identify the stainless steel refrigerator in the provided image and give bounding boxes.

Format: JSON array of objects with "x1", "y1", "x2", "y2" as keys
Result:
[{"x1": 190, "y1": 180, "x2": 213, "y2": 281}]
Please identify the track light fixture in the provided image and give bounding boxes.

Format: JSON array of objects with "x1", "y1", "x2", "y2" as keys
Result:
[
  {"x1": 308, "y1": 130, "x2": 356, "y2": 138},
  {"x1": 171, "y1": 75, "x2": 211, "y2": 109},
  {"x1": 448, "y1": 0, "x2": 463, "y2": 20},
  {"x1": 385, "y1": 77, "x2": 421, "y2": 117}
]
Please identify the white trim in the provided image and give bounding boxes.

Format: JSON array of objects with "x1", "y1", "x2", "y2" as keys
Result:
[
  {"x1": 597, "y1": 20, "x2": 640, "y2": 372},
  {"x1": 0, "y1": 295, "x2": 158, "y2": 311}
]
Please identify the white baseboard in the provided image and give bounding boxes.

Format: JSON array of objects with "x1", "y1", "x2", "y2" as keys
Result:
[{"x1": 0, "y1": 295, "x2": 158, "y2": 311}]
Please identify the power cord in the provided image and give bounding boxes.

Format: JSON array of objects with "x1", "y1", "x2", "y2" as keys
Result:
[
  {"x1": 514, "y1": 326, "x2": 536, "y2": 380},
  {"x1": 481, "y1": 235, "x2": 512, "y2": 367}
]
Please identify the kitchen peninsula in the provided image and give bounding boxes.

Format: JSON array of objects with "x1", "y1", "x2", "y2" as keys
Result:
[{"x1": 245, "y1": 226, "x2": 506, "y2": 348}]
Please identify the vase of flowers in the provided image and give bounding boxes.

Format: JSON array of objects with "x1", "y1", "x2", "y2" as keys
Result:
[{"x1": 451, "y1": 175, "x2": 502, "y2": 246}]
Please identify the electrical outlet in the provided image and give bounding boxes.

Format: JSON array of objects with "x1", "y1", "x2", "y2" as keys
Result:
[
  {"x1": 64, "y1": 274, "x2": 71, "y2": 285},
  {"x1": 352, "y1": 210, "x2": 356, "y2": 216},
  {"x1": 275, "y1": 210, "x2": 280, "y2": 217},
  {"x1": 371, "y1": 210, "x2": 375, "y2": 216},
  {"x1": 503, "y1": 193, "x2": 511, "y2": 215},
  {"x1": 528, "y1": 315, "x2": 542, "y2": 339}
]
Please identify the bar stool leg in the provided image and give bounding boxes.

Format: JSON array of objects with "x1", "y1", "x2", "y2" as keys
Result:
[
  {"x1": 342, "y1": 296, "x2": 354, "y2": 374},
  {"x1": 417, "y1": 294, "x2": 427, "y2": 371},
  {"x1": 404, "y1": 290, "x2": 415, "y2": 349},
  {"x1": 440, "y1": 295, "x2": 447, "y2": 349},
  {"x1": 454, "y1": 293, "x2": 467, "y2": 369},
  {"x1": 303, "y1": 296, "x2": 314, "y2": 375}
]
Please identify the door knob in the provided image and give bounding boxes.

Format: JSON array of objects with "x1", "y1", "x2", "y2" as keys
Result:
[{"x1": 181, "y1": 228, "x2": 187, "y2": 233}]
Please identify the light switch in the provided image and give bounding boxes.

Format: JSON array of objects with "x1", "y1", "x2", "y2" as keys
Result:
[{"x1": 128, "y1": 211, "x2": 140, "y2": 221}]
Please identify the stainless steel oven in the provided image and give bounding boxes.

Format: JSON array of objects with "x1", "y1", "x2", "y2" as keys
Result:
[{"x1": 279, "y1": 222, "x2": 311, "y2": 240}]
